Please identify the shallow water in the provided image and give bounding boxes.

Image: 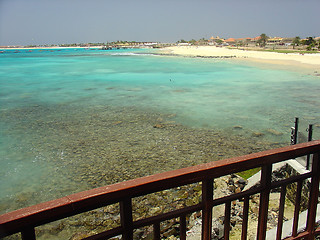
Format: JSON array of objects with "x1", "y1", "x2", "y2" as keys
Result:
[{"x1": 0, "y1": 48, "x2": 319, "y2": 215}]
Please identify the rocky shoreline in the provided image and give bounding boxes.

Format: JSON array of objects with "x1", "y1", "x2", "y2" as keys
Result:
[
  {"x1": 146, "y1": 51, "x2": 238, "y2": 60},
  {"x1": 1, "y1": 104, "x2": 289, "y2": 239},
  {"x1": 0, "y1": 104, "x2": 285, "y2": 213}
]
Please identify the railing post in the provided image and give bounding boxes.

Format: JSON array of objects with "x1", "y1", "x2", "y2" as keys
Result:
[
  {"x1": 224, "y1": 201, "x2": 231, "y2": 240},
  {"x1": 294, "y1": 117, "x2": 299, "y2": 144},
  {"x1": 257, "y1": 164, "x2": 272, "y2": 240},
  {"x1": 120, "y1": 198, "x2": 133, "y2": 240},
  {"x1": 202, "y1": 179, "x2": 213, "y2": 240},
  {"x1": 291, "y1": 117, "x2": 299, "y2": 145},
  {"x1": 153, "y1": 221, "x2": 161, "y2": 240},
  {"x1": 306, "y1": 124, "x2": 313, "y2": 170},
  {"x1": 305, "y1": 153, "x2": 320, "y2": 239},
  {"x1": 292, "y1": 180, "x2": 303, "y2": 237},
  {"x1": 241, "y1": 196, "x2": 250, "y2": 240},
  {"x1": 276, "y1": 185, "x2": 286, "y2": 240},
  {"x1": 180, "y1": 214, "x2": 187, "y2": 240},
  {"x1": 21, "y1": 228, "x2": 36, "y2": 240}
]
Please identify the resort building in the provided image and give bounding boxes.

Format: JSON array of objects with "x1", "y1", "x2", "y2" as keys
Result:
[
  {"x1": 224, "y1": 38, "x2": 236, "y2": 46},
  {"x1": 209, "y1": 36, "x2": 225, "y2": 45}
]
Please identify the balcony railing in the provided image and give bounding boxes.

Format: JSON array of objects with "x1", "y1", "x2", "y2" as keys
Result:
[{"x1": 1, "y1": 140, "x2": 320, "y2": 240}]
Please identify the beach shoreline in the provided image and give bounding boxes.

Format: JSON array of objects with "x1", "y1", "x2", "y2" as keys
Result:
[{"x1": 159, "y1": 46, "x2": 320, "y2": 75}]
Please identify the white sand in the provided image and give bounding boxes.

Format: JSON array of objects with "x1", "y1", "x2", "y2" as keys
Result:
[{"x1": 161, "y1": 46, "x2": 320, "y2": 72}]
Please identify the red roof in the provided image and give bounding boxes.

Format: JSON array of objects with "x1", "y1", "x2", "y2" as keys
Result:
[{"x1": 225, "y1": 38, "x2": 236, "y2": 43}]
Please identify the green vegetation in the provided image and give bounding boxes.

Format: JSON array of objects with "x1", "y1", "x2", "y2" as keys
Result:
[
  {"x1": 291, "y1": 36, "x2": 320, "y2": 51},
  {"x1": 237, "y1": 168, "x2": 260, "y2": 179},
  {"x1": 257, "y1": 33, "x2": 269, "y2": 47},
  {"x1": 236, "y1": 40, "x2": 248, "y2": 47},
  {"x1": 177, "y1": 39, "x2": 188, "y2": 43},
  {"x1": 302, "y1": 37, "x2": 316, "y2": 51},
  {"x1": 189, "y1": 39, "x2": 197, "y2": 45},
  {"x1": 177, "y1": 38, "x2": 210, "y2": 45},
  {"x1": 198, "y1": 37, "x2": 209, "y2": 45},
  {"x1": 59, "y1": 43, "x2": 80, "y2": 47},
  {"x1": 215, "y1": 39, "x2": 224, "y2": 45},
  {"x1": 259, "y1": 49, "x2": 319, "y2": 54},
  {"x1": 292, "y1": 36, "x2": 301, "y2": 49},
  {"x1": 25, "y1": 45, "x2": 38, "y2": 48}
]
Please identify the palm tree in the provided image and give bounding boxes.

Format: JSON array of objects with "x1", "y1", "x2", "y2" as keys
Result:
[
  {"x1": 258, "y1": 33, "x2": 268, "y2": 47},
  {"x1": 189, "y1": 39, "x2": 196, "y2": 45},
  {"x1": 292, "y1": 36, "x2": 301, "y2": 49},
  {"x1": 305, "y1": 37, "x2": 316, "y2": 51},
  {"x1": 306, "y1": 37, "x2": 316, "y2": 46}
]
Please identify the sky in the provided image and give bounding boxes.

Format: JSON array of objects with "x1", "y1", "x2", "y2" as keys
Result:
[{"x1": 0, "y1": 0, "x2": 319, "y2": 46}]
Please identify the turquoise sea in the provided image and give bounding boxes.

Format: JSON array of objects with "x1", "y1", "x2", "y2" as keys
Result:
[{"x1": 0, "y1": 47, "x2": 320, "y2": 215}]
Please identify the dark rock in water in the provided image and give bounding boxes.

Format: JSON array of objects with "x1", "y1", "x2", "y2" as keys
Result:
[
  {"x1": 252, "y1": 132, "x2": 264, "y2": 137},
  {"x1": 266, "y1": 129, "x2": 283, "y2": 136},
  {"x1": 112, "y1": 121, "x2": 122, "y2": 125},
  {"x1": 233, "y1": 125, "x2": 243, "y2": 130},
  {"x1": 153, "y1": 123, "x2": 165, "y2": 129},
  {"x1": 172, "y1": 89, "x2": 186, "y2": 93},
  {"x1": 298, "y1": 133, "x2": 308, "y2": 143}
]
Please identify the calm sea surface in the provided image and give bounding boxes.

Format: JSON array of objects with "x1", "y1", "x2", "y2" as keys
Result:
[{"x1": 1, "y1": 48, "x2": 319, "y2": 214}]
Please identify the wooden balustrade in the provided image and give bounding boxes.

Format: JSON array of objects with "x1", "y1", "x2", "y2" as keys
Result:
[{"x1": 1, "y1": 140, "x2": 320, "y2": 240}]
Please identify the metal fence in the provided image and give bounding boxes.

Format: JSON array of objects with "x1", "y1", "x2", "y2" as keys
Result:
[{"x1": 1, "y1": 140, "x2": 320, "y2": 240}]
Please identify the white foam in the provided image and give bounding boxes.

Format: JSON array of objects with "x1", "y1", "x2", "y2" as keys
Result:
[{"x1": 110, "y1": 52, "x2": 155, "y2": 56}]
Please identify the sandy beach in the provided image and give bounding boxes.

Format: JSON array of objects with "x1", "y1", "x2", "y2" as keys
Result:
[{"x1": 161, "y1": 46, "x2": 320, "y2": 74}]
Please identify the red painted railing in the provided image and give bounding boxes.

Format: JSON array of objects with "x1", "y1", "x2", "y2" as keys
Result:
[{"x1": 1, "y1": 140, "x2": 320, "y2": 240}]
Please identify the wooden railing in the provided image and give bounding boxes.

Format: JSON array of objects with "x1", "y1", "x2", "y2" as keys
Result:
[{"x1": 1, "y1": 140, "x2": 320, "y2": 240}]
